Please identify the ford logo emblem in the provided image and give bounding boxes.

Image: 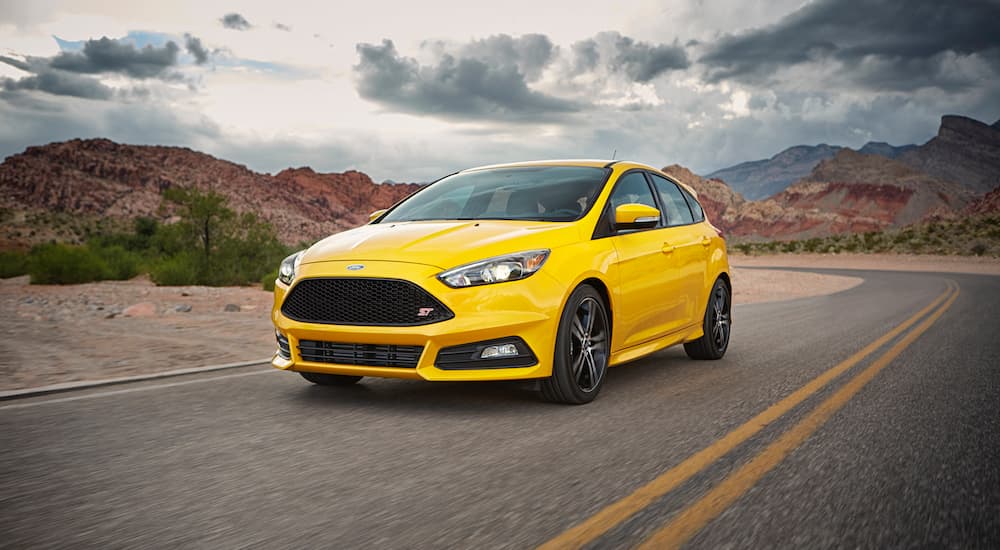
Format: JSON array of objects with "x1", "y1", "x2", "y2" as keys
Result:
[{"x1": 346, "y1": 264, "x2": 365, "y2": 271}]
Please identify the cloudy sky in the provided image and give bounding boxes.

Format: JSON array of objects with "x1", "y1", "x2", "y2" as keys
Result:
[{"x1": 1, "y1": 0, "x2": 998, "y2": 181}]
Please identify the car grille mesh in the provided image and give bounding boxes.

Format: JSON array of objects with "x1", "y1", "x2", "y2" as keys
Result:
[
  {"x1": 281, "y1": 277, "x2": 453, "y2": 326},
  {"x1": 298, "y1": 340, "x2": 423, "y2": 368}
]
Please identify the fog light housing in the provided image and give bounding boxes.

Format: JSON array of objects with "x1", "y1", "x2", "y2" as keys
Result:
[
  {"x1": 276, "y1": 330, "x2": 291, "y2": 360},
  {"x1": 481, "y1": 343, "x2": 518, "y2": 359},
  {"x1": 436, "y1": 337, "x2": 537, "y2": 370}
]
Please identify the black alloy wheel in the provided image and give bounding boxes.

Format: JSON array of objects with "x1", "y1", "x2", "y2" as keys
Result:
[
  {"x1": 540, "y1": 285, "x2": 610, "y2": 404},
  {"x1": 684, "y1": 278, "x2": 731, "y2": 360}
]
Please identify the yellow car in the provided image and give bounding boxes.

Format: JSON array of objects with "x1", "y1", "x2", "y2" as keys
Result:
[{"x1": 271, "y1": 160, "x2": 731, "y2": 404}]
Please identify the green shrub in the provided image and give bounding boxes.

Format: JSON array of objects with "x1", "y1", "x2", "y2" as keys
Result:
[
  {"x1": 91, "y1": 244, "x2": 142, "y2": 280},
  {"x1": 28, "y1": 243, "x2": 109, "y2": 284},
  {"x1": 0, "y1": 250, "x2": 29, "y2": 278},
  {"x1": 261, "y1": 268, "x2": 278, "y2": 291},
  {"x1": 149, "y1": 253, "x2": 202, "y2": 286},
  {"x1": 970, "y1": 242, "x2": 988, "y2": 256}
]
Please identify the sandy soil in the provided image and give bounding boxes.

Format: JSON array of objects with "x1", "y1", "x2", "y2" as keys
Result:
[{"x1": 3, "y1": 256, "x2": 954, "y2": 391}]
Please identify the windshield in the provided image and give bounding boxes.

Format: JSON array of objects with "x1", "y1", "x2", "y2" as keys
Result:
[{"x1": 378, "y1": 166, "x2": 610, "y2": 223}]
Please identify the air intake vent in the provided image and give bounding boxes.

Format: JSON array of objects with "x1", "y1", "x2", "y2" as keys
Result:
[{"x1": 298, "y1": 340, "x2": 423, "y2": 369}]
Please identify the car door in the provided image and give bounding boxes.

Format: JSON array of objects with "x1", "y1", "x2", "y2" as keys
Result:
[
  {"x1": 649, "y1": 173, "x2": 709, "y2": 329},
  {"x1": 605, "y1": 171, "x2": 684, "y2": 349}
]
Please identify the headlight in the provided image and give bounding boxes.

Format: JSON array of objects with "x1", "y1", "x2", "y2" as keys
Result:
[
  {"x1": 438, "y1": 249, "x2": 549, "y2": 288},
  {"x1": 278, "y1": 250, "x2": 305, "y2": 285}
]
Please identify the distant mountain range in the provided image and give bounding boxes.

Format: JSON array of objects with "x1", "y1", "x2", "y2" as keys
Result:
[
  {"x1": 707, "y1": 115, "x2": 1000, "y2": 200},
  {"x1": 0, "y1": 114, "x2": 997, "y2": 249}
]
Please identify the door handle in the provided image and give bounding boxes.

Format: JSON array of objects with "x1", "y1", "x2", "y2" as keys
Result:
[
  {"x1": 661, "y1": 243, "x2": 675, "y2": 254},
  {"x1": 701, "y1": 236, "x2": 712, "y2": 247}
]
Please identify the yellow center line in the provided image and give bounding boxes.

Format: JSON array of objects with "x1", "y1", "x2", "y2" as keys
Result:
[
  {"x1": 638, "y1": 282, "x2": 960, "y2": 549},
  {"x1": 538, "y1": 281, "x2": 956, "y2": 550}
]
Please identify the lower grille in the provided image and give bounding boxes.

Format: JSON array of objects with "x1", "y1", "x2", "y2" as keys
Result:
[{"x1": 298, "y1": 340, "x2": 423, "y2": 369}]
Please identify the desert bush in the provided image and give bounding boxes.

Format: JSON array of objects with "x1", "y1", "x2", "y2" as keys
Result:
[
  {"x1": 28, "y1": 243, "x2": 109, "y2": 284},
  {"x1": 0, "y1": 250, "x2": 29, "y2": 278},
  {"x1": 261, "y1": 268, "x2": 279, "y2": 291},
  {"x1": 970, "y1": 241, "x2": 988, "y2": 256},
  {"x1": 90, "y1": 244, "x2": 142, "y2": 280},
  {"x1": 149, "y1": 253, "x2": 201, "y2": 286}
]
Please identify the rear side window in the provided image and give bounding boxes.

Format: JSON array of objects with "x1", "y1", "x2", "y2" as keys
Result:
[
  {"x1": 650, "y1": 174, "x2": 694, "y2": 226},
  {"x1": 679, "y1": 186, "x2": 705, "y2": 222}
]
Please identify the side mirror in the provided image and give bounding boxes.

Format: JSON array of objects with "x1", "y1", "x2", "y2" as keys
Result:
[
  {"x1": 368, "y1": 209, "x2": 387, "y2": 223},
  {"x1": 614, "y1": 203, "x2": 660, "y2": 230}
]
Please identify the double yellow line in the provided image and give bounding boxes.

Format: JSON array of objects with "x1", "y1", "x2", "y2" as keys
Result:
[{"x1": 540, "y1": 280, "x2": 960, "y2": 550}]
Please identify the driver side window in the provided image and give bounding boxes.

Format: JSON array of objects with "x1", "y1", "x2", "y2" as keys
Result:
[{"x1": 610, "y1": 172, "x2": 657, "y2": 210}]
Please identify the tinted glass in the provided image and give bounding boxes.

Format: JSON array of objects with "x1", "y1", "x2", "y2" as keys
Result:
[
  {"x1": 650, "y1": 174, "x2": 695, "y2": 226},
  {"x1": 680, "y1": 186, "x2": 705, "y2": 222},
  {"x1": 379, "y1": 166, "x2": 608, "y2": 223},
  {"x1": 609, "y1": 172, "x2": 657, "y2": 210}
]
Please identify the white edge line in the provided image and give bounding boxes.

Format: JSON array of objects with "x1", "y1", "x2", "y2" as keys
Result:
[{"x1": 0, "y1": 358, "x2": 272, "y2": 401}]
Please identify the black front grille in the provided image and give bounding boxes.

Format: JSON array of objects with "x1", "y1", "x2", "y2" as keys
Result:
[
  {"x1": 298, "y1": 340, "x2": 423, "y2": 368},
  {"x1": 281, "y1": 277, "x2": 453, "y2": 326}
]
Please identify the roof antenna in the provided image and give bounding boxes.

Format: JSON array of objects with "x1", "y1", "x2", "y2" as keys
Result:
[{"x1": 611, "y1": 148, "x2": 617, "y2": 160}]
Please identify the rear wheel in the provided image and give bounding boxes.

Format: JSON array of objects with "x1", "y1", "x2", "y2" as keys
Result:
[
  {"x1": 684, "y1": 278, "x2": 731, "y2": 360},
  {"x1": 299, "y1": 372, "x2": 363, "y2": 386},
  {"x1": 540, "y1": 286, "x2": 610, "y2": 404}
]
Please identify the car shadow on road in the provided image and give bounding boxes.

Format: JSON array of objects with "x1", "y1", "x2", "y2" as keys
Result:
[{"x1": 283, "y1": 346, "x2": 722, "y2": 414}]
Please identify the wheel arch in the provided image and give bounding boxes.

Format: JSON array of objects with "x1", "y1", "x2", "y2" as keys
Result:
[{"x1": 578, "y1": 276, "x2": 613, "y2": 342}]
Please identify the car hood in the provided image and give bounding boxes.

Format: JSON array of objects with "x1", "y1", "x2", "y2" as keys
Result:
[{"x1": 302, "y1": 220, "x2": 581, "y2": 270}]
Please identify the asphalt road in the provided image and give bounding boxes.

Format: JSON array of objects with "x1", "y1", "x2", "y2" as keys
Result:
[{"x1": 2, "y1": 269, "x2": 998, "y2": 549}]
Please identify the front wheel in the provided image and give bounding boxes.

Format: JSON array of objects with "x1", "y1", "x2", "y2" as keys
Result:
[
  {"x1": 684, "y1": 278, "x2": 731, "y2": 360},
  {"x1": 540, "y1": 285, "x2": 610, "y2": 404},
  {"x1": 299, "y1": 372, "x2": 363, "y2": 386}
]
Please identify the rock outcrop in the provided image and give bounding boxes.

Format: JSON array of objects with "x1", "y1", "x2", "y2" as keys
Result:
[
  {"x1": 898, "y1": 115, "x2": 1000, "y2": 194},
  {"x1": 0, "y1": 139, "x2": 421, "y2": 248},
  {"x1": 705, "y1": 144, "x2": 842, "y2": 200}
]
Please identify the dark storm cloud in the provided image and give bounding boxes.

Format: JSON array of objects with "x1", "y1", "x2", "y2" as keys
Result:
[
  {"x1": 49, "y1": 37, "x2": 179, "y2": 78},
  {"x1": 2, "y1": 71, "x2": 113, "y2": 100},
  {"x1": 353, "y1": 39, "x2": 579, "y2": 121},
  {"x1": 568, "y1": 32, "x2": 689, "y2": 81},
  {"x1": 185, "y1": 34, "x2": 209, "y2": 64},
  {"x1": 0, "y1": 55, "x2": 114, "y2": 99},
  {"x1": 457, "y1": 33, "x2": 556, "y2": 81},
  {"x1": 605, "y1": 32, "x2": 689, "y2": 82},
  {"x1": 701, "y1": 0, "x2": 1000, "y2": 90},
  {"x1": 220, "y1": 13, "x2": 251, "y2": 30}
]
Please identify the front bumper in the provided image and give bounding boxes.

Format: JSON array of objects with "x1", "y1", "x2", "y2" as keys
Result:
[{"x1": 271, "y1": 260, "x2": 564, "y2": 381}]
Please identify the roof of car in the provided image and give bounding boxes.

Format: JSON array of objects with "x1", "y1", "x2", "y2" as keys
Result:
[{"x1": 462, "y1": 159, "x2": 659, "y2": 172}]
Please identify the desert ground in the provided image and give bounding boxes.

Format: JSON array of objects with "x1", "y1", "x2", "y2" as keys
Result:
[{"x1": 2, "y1": 253, "x2": 997, "y2": 391}]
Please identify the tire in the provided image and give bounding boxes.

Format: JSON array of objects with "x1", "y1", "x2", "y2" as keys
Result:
[
  {"x1": 299, "y1": 372, "x2": 363, "y2": 386},
  {"x1": 540, "y1": 285, "x2": 611, "y2": 404},
  {"x1": 684, "y1": 278, "x2": 731, "y2": 360}
]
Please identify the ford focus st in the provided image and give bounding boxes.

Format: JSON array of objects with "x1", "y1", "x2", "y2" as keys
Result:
[{"x1": 270, "y1": 160, "x2": 731, "y2": 404}]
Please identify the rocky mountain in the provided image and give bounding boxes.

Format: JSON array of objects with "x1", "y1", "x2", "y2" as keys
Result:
[
  {"x1": 661, "y1": 165, "x2": 745, "y2": 234},
  {"x1": 966, "y1": 185, "x2": 1000, "y2": 216},
  {"x1": 706, "y1": 144, "x2": 842, "y2": 200},
  {"x1": 857, "y1": 141, "x2": 918, "y2": 159},
  {"x1": 667, "y1": 150, "x2": 975, "y2": 241},
  {"x1": 897, "y1": 115, "x2": 1000, "y2": 194},
  {"x1": 0, "y1": 139, "x2": 420, "y2": 249},
  {"x1": 770, "y1": 149, "x2": 974, "y2": 226}
]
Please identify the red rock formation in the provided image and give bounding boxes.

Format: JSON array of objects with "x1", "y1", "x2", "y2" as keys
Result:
[
  {"x1": 0, "y1": 139, "x2": 421, "y2": 247},
  {"x1": 966, "y1": 185, "x2": 1000, "y2": 215}
]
